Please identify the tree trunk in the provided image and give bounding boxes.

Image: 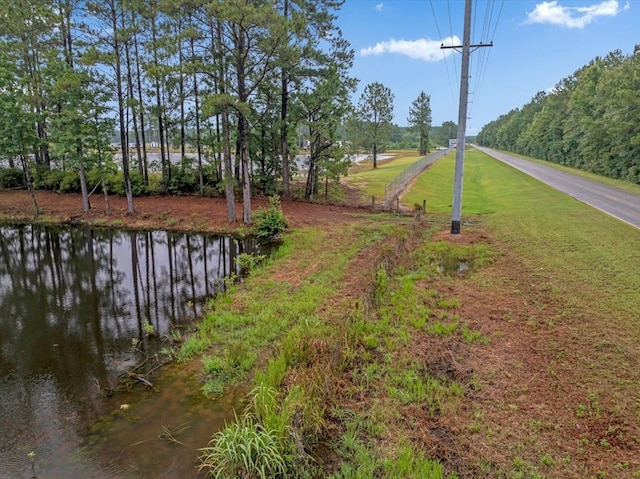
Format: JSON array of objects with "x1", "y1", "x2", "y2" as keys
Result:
[
  {"x1": 19, "y1": 153, "x2": 39, "y2": 215},
  {"x1": 132, "y1": 17, "x2": 149, "y2": 184},
  {"x1": 305, "y1": 151, "x2": 316, "y2": 200},
  {"x1": 280, "y1": 0, "x2": 290, "y2": 197},
  {"x1": 373, "y1": 142, "x2": 378, "y2": 169},
  {"x1": 223, "y1": 109, "x2": 236, "y2": 222},
  {"x1": 111, "y1": 1, "x2": 134, "y2": 213},
  {"x1": 124, "y1": 33, "x2": 143, "y2": 177},
  {"x1": 216, "y1": 19, "x2": 235, "y2": 221},
  {"x1": 178, "y1": 18, "x2": 186, "y2": 169},
  {"x1": 151, "y1": 16, "x2": 168, "y2": 194},
  {"x1": 236, "y1": 29, "x2": 252, "y2": 224},
  {"x1": 78, "y1": 144, "x2": 90, "y2": 211},
  {"x1": 95, "y1": 117, "x2": 111, "y2": 215},
  {"x1": 190, "y1": 36, "x2": 204, "y2": 195}
]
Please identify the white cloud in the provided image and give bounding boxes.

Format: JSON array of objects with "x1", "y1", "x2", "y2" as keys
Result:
[
  {"x1": 375, "y1": 3, "x2": 383, "y2": 12},
  {"x1": 360, "y1": 36, "x2": 461, "y2": 62},
  {"x1": 526, "y1": 0, "x2": 624, "y2": 28}
]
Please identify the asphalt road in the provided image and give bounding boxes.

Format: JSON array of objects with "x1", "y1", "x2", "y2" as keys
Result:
[{"x1": 473, "y1": 145, "x2": 640, "y2": 229}]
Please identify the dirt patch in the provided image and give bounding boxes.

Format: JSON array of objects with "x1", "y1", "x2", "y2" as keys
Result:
[
  {"x1": 404, "y1": 228, "x2": 640, "y2": 477},
  {"x1": 0, "y1": 189, "x2": 372, "y2": 233}
]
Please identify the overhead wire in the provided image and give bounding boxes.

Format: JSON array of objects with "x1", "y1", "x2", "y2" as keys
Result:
[
  {"x1": 429, "y1": 0, "x2": 458, "y2": 108},
  {"x1": 446, "y1": 0, "x2": 460, "y2": 92},
  {"x1": 469, "y1": 0, "x2": 493, "y2": 120},
  {"x1": 468, "y1": 0, "x2": 504, "y2": 127},
  {"x1": 429, "y1": 0, "x2": 505, "y2": 128}
]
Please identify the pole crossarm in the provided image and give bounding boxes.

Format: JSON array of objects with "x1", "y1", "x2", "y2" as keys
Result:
[{"x1": 441, "y1": 41, "x2": 493, "y2": 54}]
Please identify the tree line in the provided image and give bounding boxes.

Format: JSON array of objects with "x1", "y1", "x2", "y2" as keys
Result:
[
  {"x1": 0, "y1": 0, "x2": 452, "y2": 222},
  {"x1": 476, "y1": 45, "x2": 640, "y2": 184},
  {"x1": 0, "y1": 0, "x2": 354, "y2": 221}
]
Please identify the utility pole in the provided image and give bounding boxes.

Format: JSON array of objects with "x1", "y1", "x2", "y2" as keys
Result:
[{"x1": 442, "y1": 0, "x2": 491, "y2": 234}]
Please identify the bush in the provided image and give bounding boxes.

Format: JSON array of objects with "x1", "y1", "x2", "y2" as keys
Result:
[
  {"x1": 58, "y1": 171, "x2": 81, "y2": 193},
  {"x1": 37, "y1": 168, "x2": 66, "y2": 191},
  {"x1": 168, "y1": 165, "x2": 199, "y2": 194},
  {"x1": 106, "y1": 171, "x2": 152, "y2": 196},
  {"x1": 253, "y1": 195, "x2": 289, "y2": 240},
  {"x1": 0, "y1": 167, "x2": 25, "y2": 189}
]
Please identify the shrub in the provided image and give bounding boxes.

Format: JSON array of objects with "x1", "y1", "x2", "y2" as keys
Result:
[
  {"x1": 0, "y1": 167, "x2": 25, "y2": 189},
  {"x1": 235, "y1": 252, "x2": 266, "y2": 275},
  {"x1": 106, "y1": 171, "x2": 151, "y2": 196},
  {"x1": 168, "y1": 165, "x2": 199, "y2": 194},
  {"x1": 253, "y1": 195, "x2": 289, "y2": 240},
  {"x1": 58, "y1": 171, "x2": 81, "y2": 193},
  {"x1": 37, "y1": 168, "x2": 66, "y2": 191}
]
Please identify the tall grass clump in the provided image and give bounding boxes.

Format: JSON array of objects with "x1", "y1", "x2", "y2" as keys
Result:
[{"x1": 199, "y1": 413, "x2": 287, "y2": 479}]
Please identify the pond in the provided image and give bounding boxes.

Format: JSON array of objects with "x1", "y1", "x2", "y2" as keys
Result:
[{"x1": 0, "y1": 223, "x2": 269, "y2": 478}]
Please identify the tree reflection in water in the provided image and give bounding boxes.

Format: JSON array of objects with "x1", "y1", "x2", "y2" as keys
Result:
[{"x1": 0, "y1": 223, "x2": 266, "y2": 479}]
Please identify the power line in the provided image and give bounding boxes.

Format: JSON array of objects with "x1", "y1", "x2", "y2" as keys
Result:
[
  {"x1": 429, "y1": 0, "x2": 457, "y2": 107},
  {"x1": 469, "y1": 0, "x2": 504, "y2": 123}
]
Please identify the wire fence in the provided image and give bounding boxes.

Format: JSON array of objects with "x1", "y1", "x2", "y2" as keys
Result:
[{"x1": 383, "y1": 148, "x2": 451, "y2": 208}]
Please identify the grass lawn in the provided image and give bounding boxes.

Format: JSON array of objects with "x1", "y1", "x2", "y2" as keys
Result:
[
  {"x1": 165, "y1": 146, "x2": 640, "y2": 478},
  {"x1": 344, "y1": 149, "x2": 424, "y2": 201},
  {"x1": 489, "y1": 148, "x2": 640, "y2": 196},
  {"x1": 404, "y1": 147, "x2": 640, "y2": 321}
]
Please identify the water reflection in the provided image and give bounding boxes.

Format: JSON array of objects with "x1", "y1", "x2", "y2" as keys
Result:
[{"x1": 0, "y1": 224, "x2": 265, "y2": 478}]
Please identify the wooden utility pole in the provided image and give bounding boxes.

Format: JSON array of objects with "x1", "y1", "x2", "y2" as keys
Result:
[{"x1": 442, "y1": 0, "x2": 491, "y2": 234}]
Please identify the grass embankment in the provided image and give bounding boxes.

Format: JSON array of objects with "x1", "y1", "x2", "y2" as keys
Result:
[
  {"x1": 404, "y1": 148, "x2": 640, "y2": 320},
  {"x1": 490, "y1": 148, "x2": 640, "y2": 196},
  {"x1": 191, "y1": 147, "x2": 640, "y2": 478},
  {"x1": 405, "y1": 148, "x2": 640, "y2": 477},
  {"x1": 345, "y1": 150, "x2": 424, "y2": 202}
]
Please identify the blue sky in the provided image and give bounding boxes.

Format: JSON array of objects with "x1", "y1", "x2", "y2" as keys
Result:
[{"x1": 336, "y1": 0, "x2": 639, "y2": 134}]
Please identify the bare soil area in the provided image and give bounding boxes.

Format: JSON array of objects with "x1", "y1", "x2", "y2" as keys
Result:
[{"x1": 0, "y1": 188, "x2": 370, "y2": 233}]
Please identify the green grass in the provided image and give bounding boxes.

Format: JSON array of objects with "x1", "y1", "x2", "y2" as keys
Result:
[
  {"x1": 178, "y1": 222, "x2": 386, "y2": 395},
  {"x1": 493, "y1": 148, "x2": 640, "y2": 196},
  {"x1": 405, "y1": 147, "x2": 640, "y2": 324},
  {"x1": 403, "y1": 149, "x2": 504, "y2": 215},
  {"x1": 194, "y1": 146, "x2": 640, "y2": 477},
  {"x1": 345, "y1": 150, "x2": 424, "y2": 201}
]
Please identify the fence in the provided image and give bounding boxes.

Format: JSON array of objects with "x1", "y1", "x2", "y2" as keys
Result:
[{"x1": 383, "y1": 148, "x2": 451, "y2": 208}]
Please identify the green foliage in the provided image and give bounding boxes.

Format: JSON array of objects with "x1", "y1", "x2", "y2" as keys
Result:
[
  {"x1": 387, "y1": 367, "x2": 464, "y2": 413},
  {"x1": 199, "y1": 414, "x2": 288, "y2": 479},
  {"x1": 477, "y1": 47, "x2": 640, "y2": 184},
  {"x1": 107, "y1": 171, "x2": 151, "y2": 197},
  {"x1": 383, "y1": 442, "x2": 457, "y2": 479},
  {"x1": 254, "y1": 355, "x2": 288, "y2": 391},
  {"x1": 407, "y1": 91, "x2": 432, "y2": 155},
  {"x1": 235, "y1": 252, "x2": 267, "y2": 274},
  {"x1": 252, "y1": 196, "x2": 289, "y2": 239},
  {"x1": 0, "y1": 167, "x2": 25, "y2": 189},
  {"x1": 354, "y1": 82, "x2": 395, "y2": 168},
  {"x1": 168, "y1": 163, "x2": 200, "y2": 195},
  {"x1": 58, "y1": 170, "x2": 81, "y2": 193},
  {"x1": 202, "y1": 343, "x2": 257, "y2": 396},
  {"x1": 34, "y1": 168, "x2": 66, "y2": 191}
]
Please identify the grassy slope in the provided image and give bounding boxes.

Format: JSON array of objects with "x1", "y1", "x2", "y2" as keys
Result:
[
  {"x1": 344, "y1": 150, "x2": 424, "y2": 200},
  {"x1": 193, "y1": 147, "x2": 640, "y2": 478},
  {"x1": 489, "y1": 148, "x2": 640, "y2": 196},
  {"x1": 404, "y1": 148, "x2": 640, "y2": 321}
]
